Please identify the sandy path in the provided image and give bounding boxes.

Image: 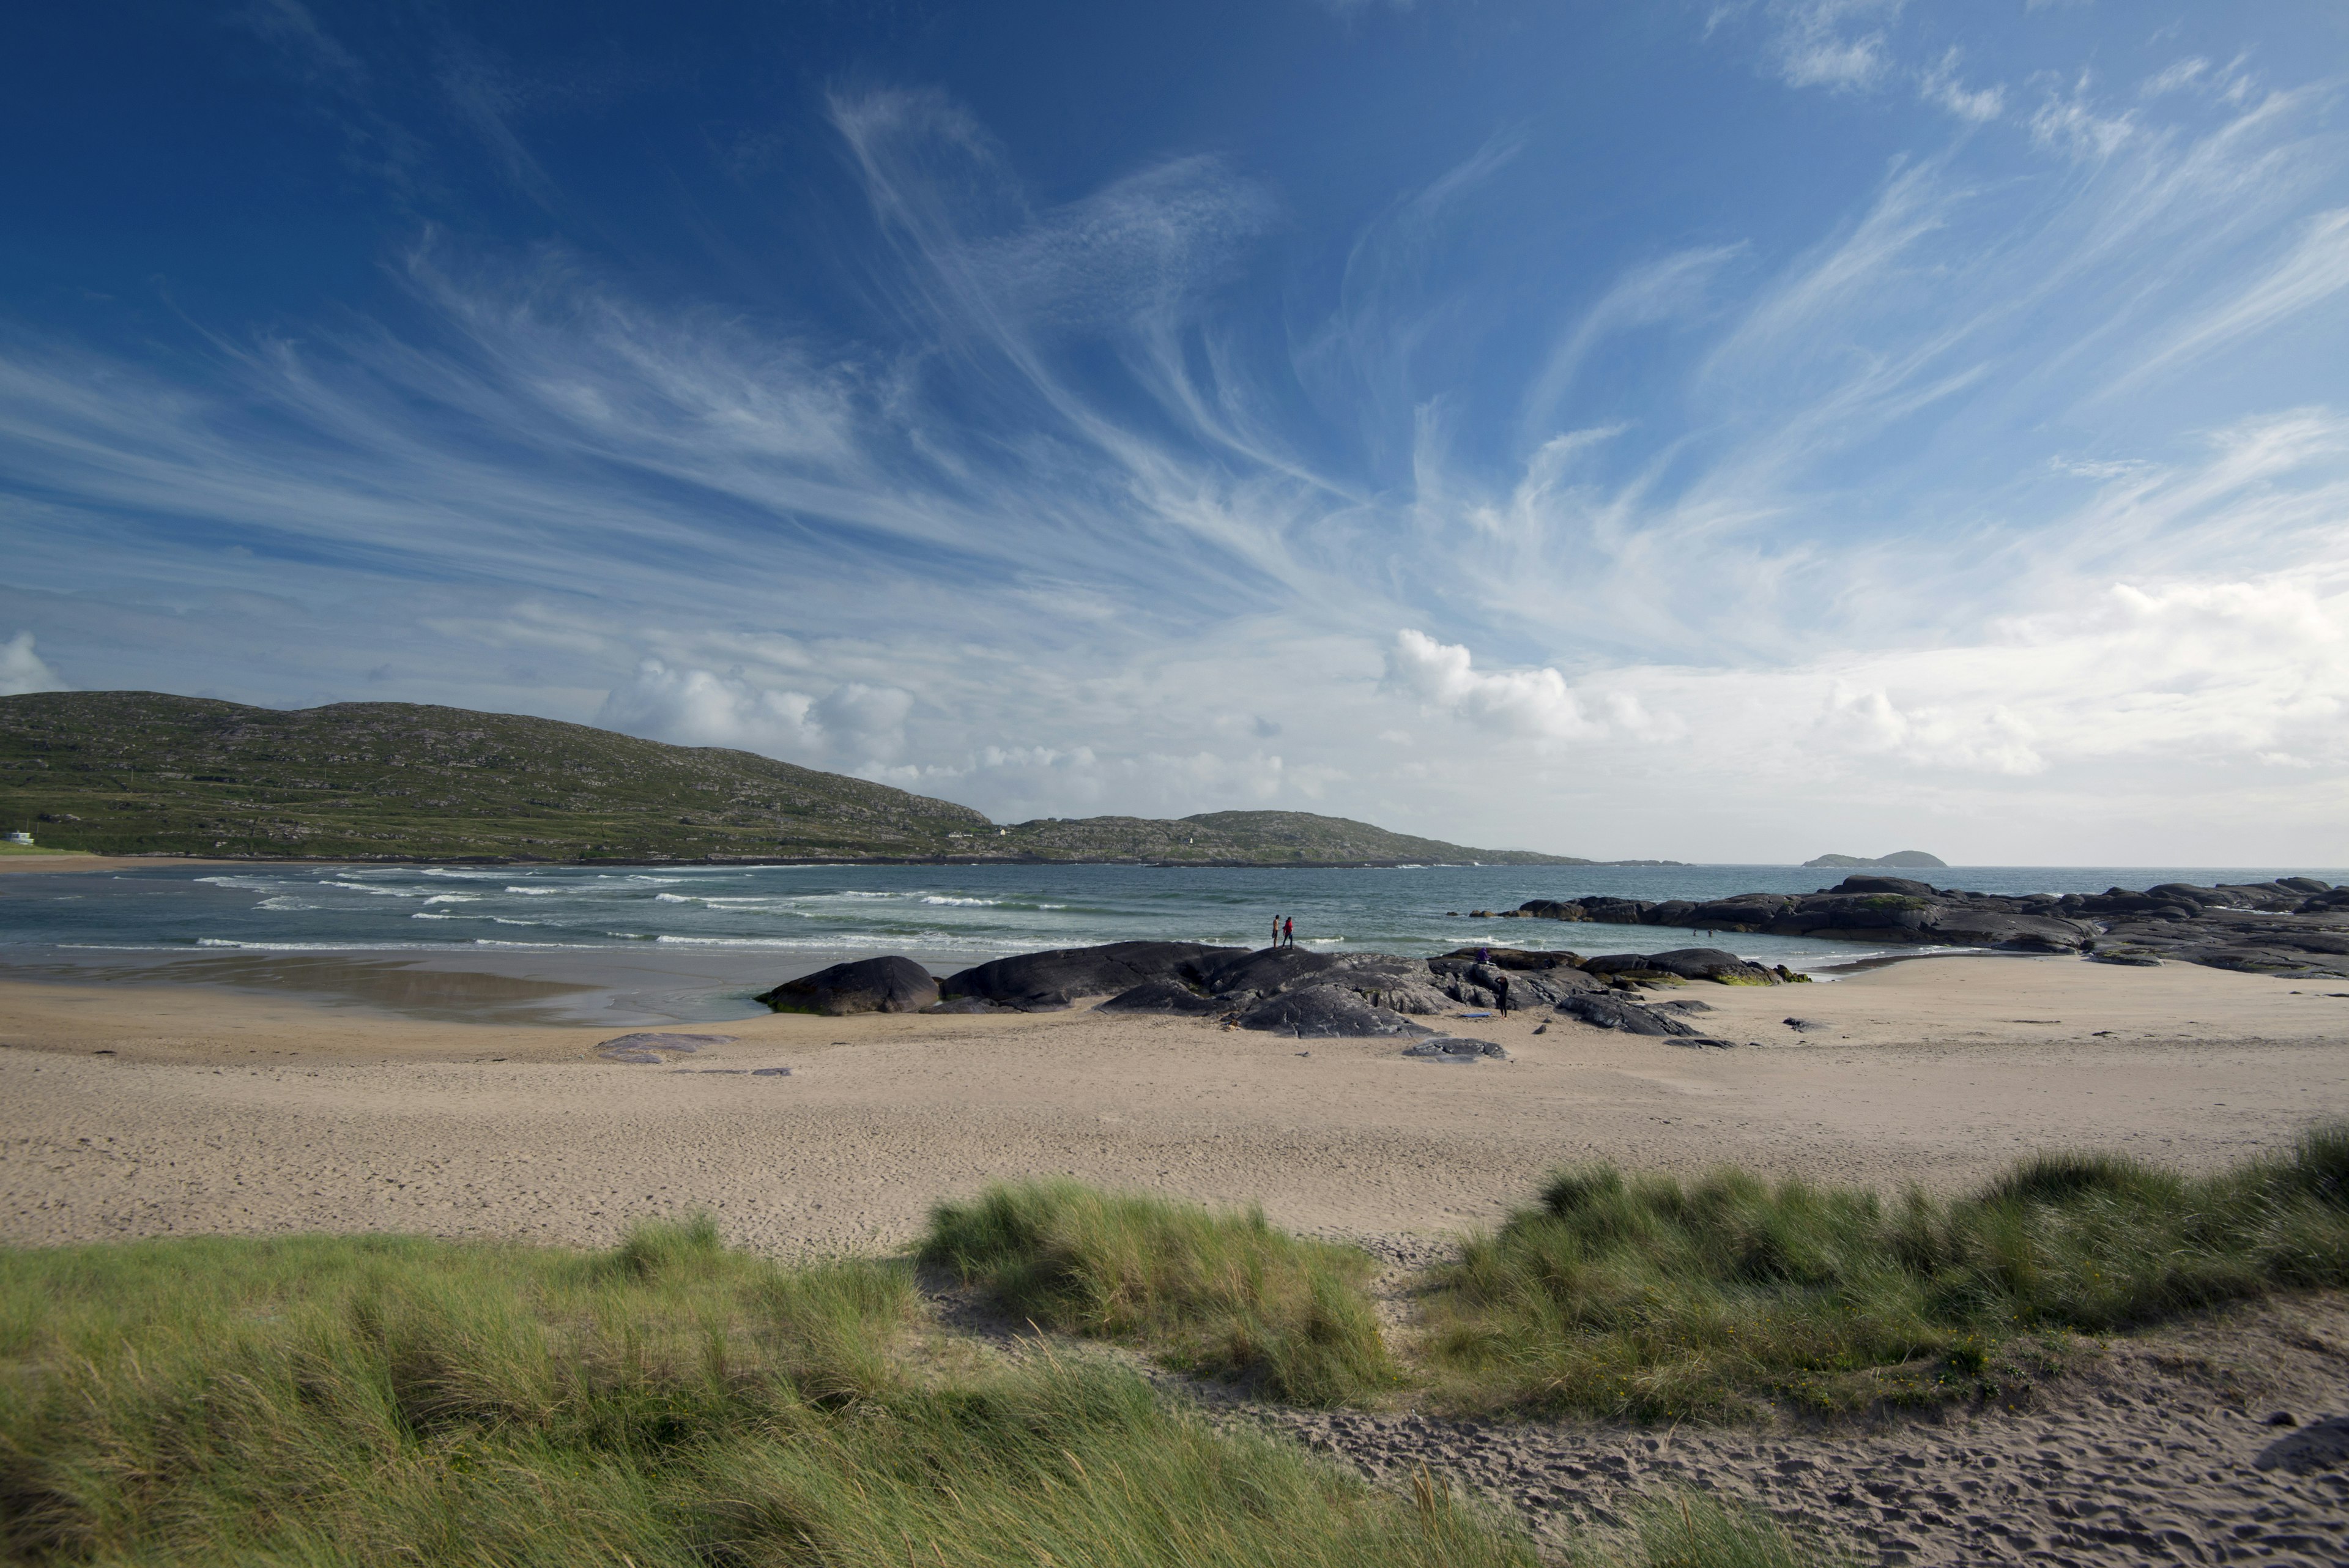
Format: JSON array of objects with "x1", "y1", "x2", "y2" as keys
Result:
[{"x1": 1266, "y1": 1294, "x2": 2349, "y2": 1567}]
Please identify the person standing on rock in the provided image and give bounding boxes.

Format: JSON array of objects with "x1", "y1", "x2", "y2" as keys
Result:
[
  {"x1": 1271, "y1": 915, "x2": 1281, "y2": 949},
  {"x1": 1283, "y1": 916, "x2": 1294, "y2": 947}
]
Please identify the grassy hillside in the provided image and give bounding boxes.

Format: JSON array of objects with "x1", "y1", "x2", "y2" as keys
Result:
[
  {"x1": 0, "y1": 691, "x2": 989, "y2": 862},
  {"x1": 0, "y1": 693, "x2": 1580, "y2": 865},
  {"x1": 1001, "y1": 810, "x2": 1584, "y2": 866}
]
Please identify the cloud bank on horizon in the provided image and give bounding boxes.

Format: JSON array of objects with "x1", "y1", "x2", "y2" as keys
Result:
[{"x1": 1, "y1": 1, "x2": 2344, "y2": 864}]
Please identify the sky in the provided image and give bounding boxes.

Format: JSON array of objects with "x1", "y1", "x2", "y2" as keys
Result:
[{"x1": 2, "y1": 1, "x2": 2347, "y2": 865}]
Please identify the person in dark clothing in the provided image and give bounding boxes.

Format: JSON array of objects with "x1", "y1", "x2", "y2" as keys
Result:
[{"x1": 1494, "y1": 972, "x2": 1511, "y2": 1014}]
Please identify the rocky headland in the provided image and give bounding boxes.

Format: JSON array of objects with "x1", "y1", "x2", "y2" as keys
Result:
[{"x1": 1491, "y1": 872, "x2": 2349, "y2": 979}]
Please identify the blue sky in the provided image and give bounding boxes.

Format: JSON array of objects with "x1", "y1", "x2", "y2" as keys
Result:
[{"x1": 3, "y1": 1, "x2": 2347, "y2": 863}]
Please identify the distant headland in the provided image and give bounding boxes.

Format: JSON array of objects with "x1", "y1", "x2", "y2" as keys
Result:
[
  {"x1": 1802, "y1": 850, "x2": 1948, "y2": 869},
  {"x1": 0, "y1": 691, "x2": 1588, "y2": 869}
]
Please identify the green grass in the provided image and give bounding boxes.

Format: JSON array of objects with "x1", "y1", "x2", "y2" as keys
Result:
[
  {"x1": 1419, "y1": 1124, "x2": 2349, "y2": 1420},
  {"x1": 921, "y1": 1180, "x2": 1402, "y2": 1406},
  {"x1": 0, "y1": 1220, "x2": 1548, "y2": 1568}
]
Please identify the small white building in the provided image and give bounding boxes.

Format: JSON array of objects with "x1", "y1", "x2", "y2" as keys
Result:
[{"x1": 3, "y1": 831, "x2": 32, "y2": 846}]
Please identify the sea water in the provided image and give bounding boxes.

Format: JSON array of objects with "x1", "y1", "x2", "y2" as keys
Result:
[{"x1": 6, "y1": 858, "x2": 2339, "y2": 972}]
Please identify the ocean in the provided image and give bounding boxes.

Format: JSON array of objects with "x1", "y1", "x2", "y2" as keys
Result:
[{"x1": 4, "y1": 859, "x2": 2337, "y2": 1025}]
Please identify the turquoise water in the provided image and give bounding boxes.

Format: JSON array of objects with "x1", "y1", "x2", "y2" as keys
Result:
[{"x1": 6, "y1": 860, "x2": 2339, "y2": 974}]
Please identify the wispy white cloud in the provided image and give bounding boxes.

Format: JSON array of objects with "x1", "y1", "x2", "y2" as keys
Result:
[
  {"x1": 1918, "y1": 48, "x2": 2005, "y2": 123},
  {"x1": 1767, "y1": 0, "x2": 1903, "y2": 92},
  {"x1": 2131, "y1": 208, "x2": 2349, "y2": 380},
  {"x1": 7, "y1": 27, "x2": 2349, "y2": 860},
  {"x1": 2029, "y1": 73, "x2": 2137, "y2": 160}
]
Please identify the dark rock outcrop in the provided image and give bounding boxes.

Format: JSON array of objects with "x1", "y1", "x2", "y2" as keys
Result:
[
  {"x1": 940, "y1": 940, "x2": 1244, "y2": 1011},
  {"x1": 759, "y1": 956, "x2": 938, "y2": 1016},
  {"x1": 1187, "y1": 945, "x2": 1343, "y2": 1000},
  {"x1": 1501, "y1": 874, "x2": 2347, "y2": 979},
  {"x1": 1583, "y1": 948, "x2": 1778, "y2": 985},
  {"x1": 1234, "y1": 984, "x2": 1432, "y2": 1038}
]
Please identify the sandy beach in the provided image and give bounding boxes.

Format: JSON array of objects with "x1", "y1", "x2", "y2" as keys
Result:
[
  {"x1": 9, "y1": 894, "x2": 2349, "y2": 1565},
  {"x1": 6, "y1": 951, "x2": 2347, "y2": 1253}
]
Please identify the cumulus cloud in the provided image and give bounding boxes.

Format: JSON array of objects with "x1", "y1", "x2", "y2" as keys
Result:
[
  {"x1": 0, "y1": 631, "x2": 64, "y2": 697},
  {"x1": 595, "y1": 660, "x2": 914, "y2": 765},
  {"x1": 1384, "y1": 630, "x2": 1603, "y2": 742}
]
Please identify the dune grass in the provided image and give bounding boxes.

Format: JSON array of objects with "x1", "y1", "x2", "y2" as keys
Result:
[
  {"x1": 1420, "y1": 1124, "x2": 2349, "y2": 1420},
  {"x1": 0, "y1": 1219, "x2": 1554, "y2": 1568},
  {"x1": 921, "y1": 1180, "x2": 1401, "y2": 1406},
  {"x1": 1568, "y1": 1491, "x2": 1854, "y2": 1568}
]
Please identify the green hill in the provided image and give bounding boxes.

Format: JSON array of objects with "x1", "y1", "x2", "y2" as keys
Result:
[
  {"x1": 0, "y1": 692, "x2": 1581, "y2": 866},
  {"x1": 1000, "y1": 810, "x2": 1582, "y2": 866}
]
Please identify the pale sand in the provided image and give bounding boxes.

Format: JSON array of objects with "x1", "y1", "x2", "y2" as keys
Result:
[
  {"x1": 7, "y1": 954, "x2": 2349, "y2": 1566},
  {"x1": 4, "y1": 954, "x2": 2347, "y2": 1252},
  {"x1": 0, "y1": 852, "x2": 237, "y2": 876}
]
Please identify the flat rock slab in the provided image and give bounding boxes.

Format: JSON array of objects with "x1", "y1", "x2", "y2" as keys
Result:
[
  {"x1": 1556, "y1": 993, "x2": 1698, "y2": 1037},
  {"x1": 1401, "y1": 1037, "x2": 1508, "y2": 1063},
  {"x1": 1236, "y1": 983, "x2": 1431, "y2": 1039},
  {"x1": 595, "y1": 1032, "x2": 737, "y2": 1063},
  {"x1": 1097, "y1": 979, "x2": 1226, "y2": 1016}
]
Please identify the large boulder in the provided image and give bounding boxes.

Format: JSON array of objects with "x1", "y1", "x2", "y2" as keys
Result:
[
  {"x1": 1682, "y1": 894, "x2": 1797, "y2": 931},
  {"x1": 759, "y1": 957, "x2": 938, "y2": 1016},
  {"x1": 1234, "y1": 984, "x2": 1432, "y2": 1038},
  {"x1": 940, "y1": 941, "x2": 1244, "y2": 1012},
  {"x1": 1581, "y1": 948, "x2": 1777, "y2": 985}
]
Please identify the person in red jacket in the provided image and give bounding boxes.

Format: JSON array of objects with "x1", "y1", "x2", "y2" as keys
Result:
[{"x1": 1283, "y1": 916, "x2": 1294, "y2": 946}]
